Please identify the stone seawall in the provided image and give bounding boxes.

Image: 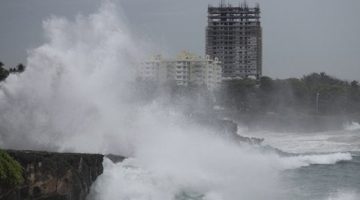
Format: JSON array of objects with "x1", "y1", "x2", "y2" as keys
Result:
[{"x1": 1, "y1": 150, "x2": 104, "y2": 200}]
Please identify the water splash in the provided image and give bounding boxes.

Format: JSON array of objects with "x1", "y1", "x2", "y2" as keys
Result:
[
  {"x1": 0, "y1": 2, "x2": 285, "y2": 199},
  {"x1": 279, "y1": 152, "x2": 352, "y2": 169},
  {"x1": 0, "y1": 1, "x2": 140, "y2": 153},
  {"x1": 344, "y1": 122, "x2": 360, "y2": 131}
]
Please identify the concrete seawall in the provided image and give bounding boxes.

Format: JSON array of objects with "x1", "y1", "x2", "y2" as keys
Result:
[{"x1": 0, "y1": 150, "x2": 125, "y2": 200}]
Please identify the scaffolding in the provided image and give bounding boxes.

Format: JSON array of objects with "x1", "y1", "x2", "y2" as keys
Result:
[{"x1": 206, "y1": 2, "x2": 262, "y2": 79}]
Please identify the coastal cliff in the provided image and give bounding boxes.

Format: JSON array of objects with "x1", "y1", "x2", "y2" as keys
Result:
[{"x1": 0, "y1": 150, "x2": 104, "y2": 200}]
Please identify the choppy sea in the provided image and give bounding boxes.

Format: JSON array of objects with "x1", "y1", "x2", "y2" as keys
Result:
[
  {"x1": 244, "y1": 122, "x2": 360, "y2": 200},
  {"x1": 89, "y1": 122, "x2": 360, "y2": 200}
]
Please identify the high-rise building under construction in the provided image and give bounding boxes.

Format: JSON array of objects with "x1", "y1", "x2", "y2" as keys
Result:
[{"x1": 206, "y1": 2, "x2": 262, "y2": 79}]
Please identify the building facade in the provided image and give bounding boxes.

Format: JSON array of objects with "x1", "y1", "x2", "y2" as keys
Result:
[
  {"x1": 206, "y1": 2, "x2": 262, "y2": 79},
  {"x1": 138, "y1": 51, "x2": 222, "y2": 90},
  {"x1": 138, "y1": 54, "x2": 167, "y2": 82}
]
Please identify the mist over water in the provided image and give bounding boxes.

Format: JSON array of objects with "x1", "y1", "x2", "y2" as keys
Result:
[{"x1": 0, "y1": 1, "x2": 359, "y2": 200}]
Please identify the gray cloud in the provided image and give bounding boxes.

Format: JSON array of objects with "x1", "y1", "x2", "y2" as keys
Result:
[{"x1": 0, "y1": 0, "x2": 359, "y2": 81}]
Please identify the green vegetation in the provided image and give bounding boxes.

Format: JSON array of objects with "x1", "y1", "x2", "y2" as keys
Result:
[
  {"x1": 216, "y1": 72, "x2": 360, "y2": 115},
  {"x1": 0, "y1": 62, "x2": 10, "y2": 82},
  {"x1": 0, "y1": 61, "x2": 26, "y2": 82},
  {"x1": 9, "y1": 63, "x2": 26, "y2": 73},
  {"x1": 0, "y1": 150, "x2": 24, "y2": 187}
]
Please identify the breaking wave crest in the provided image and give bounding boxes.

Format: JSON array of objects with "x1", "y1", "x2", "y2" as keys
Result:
[
  {"x1": 326, "y1": 191, "x2": 360, "y2": 200},
  {"x1": 280, "y1": 152, "x2": 352, "y2": 169},
  {"x1": 344, "y1": 122, "x2": 360, "y2": 131},
  {"x1": 89, "y1": 151, "x2": 353, "y2": 200}
]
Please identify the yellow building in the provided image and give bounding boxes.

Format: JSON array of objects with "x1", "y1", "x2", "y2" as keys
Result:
[{"x1": 138, "y1": 51, "x2": 222, "y2": 90}]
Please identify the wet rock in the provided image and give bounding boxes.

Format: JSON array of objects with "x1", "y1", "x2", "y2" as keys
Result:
[{"x1": 0, "y1": 150, "x2": 103, "y2": 200}]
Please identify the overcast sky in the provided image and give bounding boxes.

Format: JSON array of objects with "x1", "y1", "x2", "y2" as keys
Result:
[{"x1": 0, "y1": 0, "x2": 359, "y2": 81}]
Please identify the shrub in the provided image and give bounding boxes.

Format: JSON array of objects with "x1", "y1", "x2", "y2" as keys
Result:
[{"x1": 0, "y1": 150, "x2": 24, "y2": 187}]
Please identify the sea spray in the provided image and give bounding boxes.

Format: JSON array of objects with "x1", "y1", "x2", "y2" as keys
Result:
[
  {"x1": 278, "y1": 152, "x2": 352, "y2": 169},
  {"x1": 344, "y1": 122, "x2": 360, "y2": 131},
  {"x1": 0, "y1": 2, "x2": 283, "y2": 199},
  {"x1": 0, "y1": 1, "x2": 141, "y2": 154}
]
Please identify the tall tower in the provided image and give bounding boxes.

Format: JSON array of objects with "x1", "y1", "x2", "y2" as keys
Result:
[{"x1": 206, "y1": 2, "x2": 262, "y2": 79}]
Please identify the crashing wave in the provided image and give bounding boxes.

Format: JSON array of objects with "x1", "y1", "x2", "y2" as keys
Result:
[
  {"x1": 326, "y1": 190, "x2": 359, "y2": 200},
  {"x1": 280, "y1": 152, "x2": 352, "y2": 169},
  {"x1": 344, "y1": 122, "x2": 360, "y2": 131}
]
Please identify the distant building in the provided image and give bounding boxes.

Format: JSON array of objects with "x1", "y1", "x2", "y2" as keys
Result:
[
  {"x1": 138, "y1": 51, "x2": 222, "y2": 90},
  {"x1": 139, "y1": 54, "x2": 167, "y2": 82},
  {"x1": 206, "y1": 2, "x2": 262, "y2": 79}
]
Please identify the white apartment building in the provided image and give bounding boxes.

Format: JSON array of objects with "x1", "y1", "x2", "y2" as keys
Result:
[
  {"x1": 139, "y1": 54, "x2": 167, "y2": 81},
  {"x1": 138, "y1": 51, "x2": 222, "y2": 90}
]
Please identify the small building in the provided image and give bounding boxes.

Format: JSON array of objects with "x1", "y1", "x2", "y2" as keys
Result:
[{"x1": 139, "y1": 54, "x2": 167, "y2": 82}]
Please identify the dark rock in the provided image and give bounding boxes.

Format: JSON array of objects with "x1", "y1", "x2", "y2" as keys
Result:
[
  {"x1": 105, "y1": 154, "x2": 126, "y2": 163},
  {"x1": 0, "y1": 150, "x2": 104, "y2": 200},
  {"x1": 191, "y1": 114, "x2": 263, "y2": 145}
]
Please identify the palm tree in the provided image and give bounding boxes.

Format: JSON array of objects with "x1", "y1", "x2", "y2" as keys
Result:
[{"x1": 17, "y1": 63, "x2": 25, "y2": 72}]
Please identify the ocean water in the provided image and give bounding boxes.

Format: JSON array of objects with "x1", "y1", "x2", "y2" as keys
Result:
[
  {"x1": 241, "y1": 122, "x2": 360, "y2": 200},
  {"x1": 89, "y1": 125, "x2": 360, "y2": 200},
  {"x1": 242, "y1": 122, "x2": 360, "y2": 154},
  {"x1": 282, "y1": 153, "x2": 360, "y2": 200}
]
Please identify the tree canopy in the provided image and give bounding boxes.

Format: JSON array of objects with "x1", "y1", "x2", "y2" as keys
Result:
[
  {"x1": 0, "y1": 62, "x2": 9, "y2": 82},
  {"x1": 215, "y1": 73, "x2": 360, "y2": 115}
]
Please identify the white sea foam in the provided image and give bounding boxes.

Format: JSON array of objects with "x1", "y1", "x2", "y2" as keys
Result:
[
  {"x1": 241, "y1": 129, "x2": 360, "y2": 154},
  {"x1": 89, "y1": 158, "x2": 177, "y2": 200},
  {"x1": 89, "y1": 138, "x2": 286, "y2": 200},
  {"x1": 326, "y1": 191, "x2": 359, "y2": 200},
  {"x1": 344, "y1": 122, "x2": 360, "y2": 131},
  {"x1": 90, "y1": 150, "x2": 353, "y2": 199},
  {"x1": 279, "y1": 152, "x2": 352, "y2": 169}
]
